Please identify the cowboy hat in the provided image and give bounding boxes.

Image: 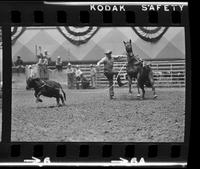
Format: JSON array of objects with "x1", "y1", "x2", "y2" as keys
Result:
[{"x1": 104, "y1": 50, "x2": 112, "y2": 54}]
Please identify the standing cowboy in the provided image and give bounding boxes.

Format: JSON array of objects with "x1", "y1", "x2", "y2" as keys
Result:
[
  {"x1": 66, "y1": 63, "x2": 75, "y2": 89},
  {"x1": 96, "y1": 50, "x2": 125, "y2": 99},
  {"x1": 56, "y1": 56, "x2": 63, "y2": 72},
  {"x1": 75, "y1": 65, "x2": 83, "y2": 89},
  {"x1": 44, "y1": 49, "x2": 52, "y2": 65},
  {"x1": 37, "y1": 56, "x2": 49, "y2": 80},
  {"x1": 37, "y1": 46, "x2": 43, "y2": 60},
  {"x1": 15, "y1": 56, "x2": 24, "y2": 75}
]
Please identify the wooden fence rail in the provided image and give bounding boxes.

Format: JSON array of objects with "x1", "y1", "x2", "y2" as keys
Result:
[
  {"x1": 12, "y1": 59, "x2": 185, "y2": 88},
  {"x1": 95, "y1": 59, "x2": 185, "y2": 88}
]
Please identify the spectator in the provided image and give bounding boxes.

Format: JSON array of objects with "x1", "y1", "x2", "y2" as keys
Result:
[
  {"x1": 66, "y1": 62, "x2": 74, "y2": 89},
  {"x1": 44, "y1": 50, "x2": 51, "y2": 65},
  {"x1": 37, "y1": 46, "x2": 44, "y2": 60},
  {"x1": 37, "y1": 56, "x2": 49, "y2": 80},
  {"x1": 90, "y1": 64, "x2": 96, "y2": 88},
  {"x1": 75, "y1": 65, "x2": 83, "y2": 89},
  {"x1": 56, "y1": 56, "x2": 63, "y2": 72},
  {"x1": 15, "y1": 56, "x2": 24, "y2": 74},
  {"x1": 81, "y1": 74, "x2": 90, "y2": 89}
]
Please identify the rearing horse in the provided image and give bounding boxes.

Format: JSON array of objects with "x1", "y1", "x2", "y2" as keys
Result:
[{"x1": 123, "y1": 39, "x2": 157, "y2": 99}]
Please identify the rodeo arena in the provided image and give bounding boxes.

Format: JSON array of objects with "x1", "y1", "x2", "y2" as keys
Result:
[{"x1": 11, "y1": 27, "x2": 185, "y2": 142}]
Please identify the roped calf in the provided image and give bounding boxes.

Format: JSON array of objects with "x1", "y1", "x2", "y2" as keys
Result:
[{"x1": 26, "y1": 77, "x2": 66, "y2": 106}]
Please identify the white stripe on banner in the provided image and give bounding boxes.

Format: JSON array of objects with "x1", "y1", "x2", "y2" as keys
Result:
[
  {"x1": 11, "y1": 27, "x2": 23, "y2": 40},
  {"x1": 11, "y1": 27, "x2": 26, "y2": 44},
  {"x1": 57, "y1": 26, "x2": 99, "y2": 45},
  {"x1": 68, "y1": 26, "x2": 90, "y2": 33},
  {"x1": 133, "y1": 27, "x2": 168, "y2": 43}
]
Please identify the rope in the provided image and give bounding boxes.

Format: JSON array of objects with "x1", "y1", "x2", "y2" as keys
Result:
[{"x1": 106, "y1": 62, "x2": 127, "y2": 90}]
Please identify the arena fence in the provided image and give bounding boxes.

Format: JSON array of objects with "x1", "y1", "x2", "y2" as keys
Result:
[
  {"x1": 95, "y1": 57, "x2": 185, "y2": 88},
  {"x1": 12, "y1": 58, "x2": 185, "y2": 88}
]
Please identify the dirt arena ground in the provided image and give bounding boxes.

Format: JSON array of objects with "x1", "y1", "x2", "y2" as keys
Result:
[{"x1": 11, "y1": 86, "x2": 185, "y2": 142}]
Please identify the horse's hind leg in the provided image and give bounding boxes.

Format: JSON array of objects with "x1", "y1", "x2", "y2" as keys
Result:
[
  {"x1": 141, "y1": 85, "x2": 145, "y2": 99},
  {"x1": 136, "y1": 74, "x2": 141, "y2": 98},
  {"x1": 60, "y1": 94, "x2": 65, "y2": 105},
  {"x1": 152, "y1": 85, "x2": 157, "y2": 99},
  {"x1": 149, "y1": 73, "x2": 157, "y2": 99},
  {"x1": 56, "y1": 97, "x2": 62, "y2": 107},
  {"x1": 137, "y1": 84, "x2": 141, "y2": 98},
  {"x1": 128, "y1": 75, "x2": 132, "y2": 94}
]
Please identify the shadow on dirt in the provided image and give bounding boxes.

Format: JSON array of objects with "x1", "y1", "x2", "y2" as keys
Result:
[
  {"x1": 35, "y1": 104, "x2": 67, "y2": 109},
  {"x1": 118, "y1": 95, "x2": 159, "y2": 101}
]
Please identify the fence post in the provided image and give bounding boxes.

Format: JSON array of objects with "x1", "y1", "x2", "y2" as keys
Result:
[
  {"x1": 170, "y1": 63, "x2": 173, "y2": 87},
  {"x1": 157, "y1": 63, "x2": 159, "y2": 87}
]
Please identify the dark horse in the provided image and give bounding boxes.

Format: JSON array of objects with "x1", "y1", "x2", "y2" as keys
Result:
[{"x1": 123, "y1": 39, "x2": 157, "y2": 99}]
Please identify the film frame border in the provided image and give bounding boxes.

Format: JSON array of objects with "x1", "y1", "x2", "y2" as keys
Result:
[{"x1": 0, "y1": 1, "x2": 191, "y2": 166}]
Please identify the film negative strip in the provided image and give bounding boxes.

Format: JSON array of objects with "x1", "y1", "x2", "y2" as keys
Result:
[{"x1": 0, "y1": 1, "x2": 191, "y2": 167}]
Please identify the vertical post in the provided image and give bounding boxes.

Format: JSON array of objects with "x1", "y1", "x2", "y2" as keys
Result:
[
  {"x1": 171, "y1": 63, "x2": 173, "y2": 87},
  {"x1": 157, "y1": 62, "x2": 159, "y2": 87},
  {"x1": 2, "y1": 25, "x2": 12, "y2": 142}
]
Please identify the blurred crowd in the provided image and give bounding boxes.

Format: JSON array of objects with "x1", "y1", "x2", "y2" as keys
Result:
[{"x1": 13, "y1": 46, "x2": 97, "y2": 89}]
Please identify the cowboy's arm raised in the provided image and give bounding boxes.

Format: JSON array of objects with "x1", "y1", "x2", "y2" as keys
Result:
[
  {"x1": 37, "y1": 58, "x2": 43, "y2": 66},
  {"x1": 96, "y1": 57, "x2": 106, "y2": 66},
  {"x1": 112, "y1": 55, "x2": 123, "y2": 60}
]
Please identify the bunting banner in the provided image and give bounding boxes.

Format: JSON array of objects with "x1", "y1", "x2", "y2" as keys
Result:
[
  {"x1": 11, "y1": 26, "x2": 26, "y2": 45},
  {"x1": 57, "y1": 26, "x2": 99, "y2": 46},
  {"x1": 132, "y1": 27, "x2": 168, "y2": 43},
  {"x1": 10, "y1": 26, "x2": 168, "y2": 46}
]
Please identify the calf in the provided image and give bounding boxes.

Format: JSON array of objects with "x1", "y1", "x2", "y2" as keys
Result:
[{"x1": 26, "y1": 77, "x2": 66, "y2": 106}]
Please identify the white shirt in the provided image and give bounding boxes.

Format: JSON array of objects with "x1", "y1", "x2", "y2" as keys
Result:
[
  {"x1": 75, "y1": 69, "x2": 83, "y2": 77},
  {"x1": 56, "y1": 58, "x2": 62, "y2": 65}
]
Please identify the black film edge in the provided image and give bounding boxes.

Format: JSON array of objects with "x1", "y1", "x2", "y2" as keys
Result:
[{"x1": 0, "y1": 1, "x2": 190, "y2": 168}]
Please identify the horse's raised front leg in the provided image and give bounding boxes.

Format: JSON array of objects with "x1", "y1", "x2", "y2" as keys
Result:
[
  {"x1": 128, "y1": 75, "x2": 132, "y2": 94},
  {"x1": 58, "y1": 88, "x2": 65, "y2": 106},
  {"x1": 56, "y1": 97, "x2": 62, "y2": 107},
  {"x1": 35, "y1": 91, "x2": 43, "y2": 103}
]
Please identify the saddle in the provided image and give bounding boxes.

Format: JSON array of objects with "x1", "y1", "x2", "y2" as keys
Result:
[{"x1": 127, "y1": 54, "x2": 143, "y2": 66}]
